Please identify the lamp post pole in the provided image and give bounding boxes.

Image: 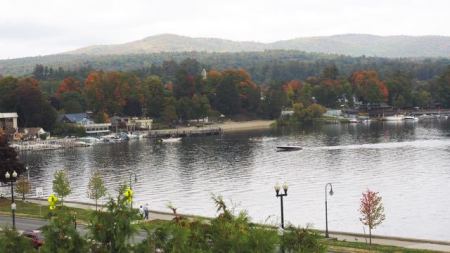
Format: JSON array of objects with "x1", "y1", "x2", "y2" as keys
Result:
[
  {"x1": 129, "y1": 172, "x2": 137, "y2": 208},
  {"x1": 325, "y1": 183, "x2": 334, "y2": 238},
  {"x1": 274, "y1": 182, "x2": 288, "y2": 229},
  {"x1": 26, "y1": 166, "x2": 30, "y2": 181},
  {"x1": 5, "y1": 171, "x2": 18, "y2": 229}
]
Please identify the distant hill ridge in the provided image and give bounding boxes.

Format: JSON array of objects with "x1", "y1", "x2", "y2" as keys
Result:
[{"x1": 66, "y1": 33, "x2": 450, "y2": 58}]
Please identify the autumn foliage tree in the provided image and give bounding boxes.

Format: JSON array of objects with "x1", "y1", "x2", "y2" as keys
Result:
[
  {"x1": 56, "y1": 77, "x2": 82, "y2": 97},
  {"x1": 359, "y1": 189, "x2": 386, "y2": 245},
  {"x1": 84, "y1": 71, "x2": 137, "y2": 118},
  {"x1": 350, "y1": 71, "x2": 388, "y2": 104}
]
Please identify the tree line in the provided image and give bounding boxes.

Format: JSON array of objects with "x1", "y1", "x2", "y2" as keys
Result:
[{"x1": 0, "y1": 58, "x2": 449, "y2": 132}]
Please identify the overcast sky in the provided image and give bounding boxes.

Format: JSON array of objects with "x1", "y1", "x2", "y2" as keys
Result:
[{"x1": 1, "y1": 0, "x2": 449, "y2": 59}]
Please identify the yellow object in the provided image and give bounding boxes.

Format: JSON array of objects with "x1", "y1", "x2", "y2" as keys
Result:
[
  {"x1": 48, "y1": 193, "x2": 58, "y2": 210},
  {"x1": 124, "y1": 187, "x2": 133, "y2": 203}
]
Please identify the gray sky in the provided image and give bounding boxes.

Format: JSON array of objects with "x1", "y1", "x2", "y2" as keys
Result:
[{"x1": 1, "y1": 0, "x2": 449, "y2": 59}]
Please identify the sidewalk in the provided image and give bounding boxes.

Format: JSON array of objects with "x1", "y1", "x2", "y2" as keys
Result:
[
  {"x1": 328, "y1": 232, "x2": 450, "y2": 252},
  {"x1": 26, "y1": 198, "x2": 450, "y2": 252}
]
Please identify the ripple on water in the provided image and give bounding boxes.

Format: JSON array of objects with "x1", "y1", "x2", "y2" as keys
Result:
[{"x1": 21, "y1": 121, "x2": 450, "y2": 240}]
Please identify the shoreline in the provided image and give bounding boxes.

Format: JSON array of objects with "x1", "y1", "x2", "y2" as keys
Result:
[{"x1": 216, "y1": 120, "x2": 275, "y2": 133}]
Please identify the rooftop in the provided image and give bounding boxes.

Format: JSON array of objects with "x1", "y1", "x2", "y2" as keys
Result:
[{"x1": 0, "y1": 112, "x2": 18, "y2": 119}]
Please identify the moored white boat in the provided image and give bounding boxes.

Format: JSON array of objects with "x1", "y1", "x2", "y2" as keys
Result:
[
  {"x1": 161, "y1": 137, "x2": 182, "y2": 143},
  {"x1": 347, "y1": 118, "x2": 359, "y2": 123},
  {"x1": 404, "y1": 115, "x2": 419, "y2": 121},
  {"x1": 382, "y1": 115, "x2": 405, "y2": 121}
]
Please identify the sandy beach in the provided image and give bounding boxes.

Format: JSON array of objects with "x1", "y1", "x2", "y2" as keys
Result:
[{"x1": 216, "y1": 120, "x2": 275, "y2": 133}]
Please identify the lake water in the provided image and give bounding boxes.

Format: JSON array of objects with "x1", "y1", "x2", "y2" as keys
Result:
[{"x1": 21, "y1": 119, "x2": 450, "y2": 241}]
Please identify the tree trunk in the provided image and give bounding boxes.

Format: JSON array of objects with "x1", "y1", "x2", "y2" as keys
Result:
[
  {"x1": 22, "y1": 192, "x2": 25, "y2": 201},
  {"x1": 369, "y1": 228, "x2": 372, "y2": 245},
  {"x1": 95, "y1": 198, "x2": 98, "y2": 211}
]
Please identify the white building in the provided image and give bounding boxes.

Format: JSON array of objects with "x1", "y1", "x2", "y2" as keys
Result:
[{"x1": 0, "y1": 112, "x2": 18, "y2": 132}]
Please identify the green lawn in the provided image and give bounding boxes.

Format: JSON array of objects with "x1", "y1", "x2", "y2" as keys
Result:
[
  {"x1": 325, "y1": 239, "x2": 439, "y2": 253},
  {"x1": 0, "y1": 198, "x2": 93, "y2": 223}
]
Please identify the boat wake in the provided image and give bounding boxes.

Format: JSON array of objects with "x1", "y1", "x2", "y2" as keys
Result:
[{"x1": 306, "y1": 139, "x2": 450, "y2": 151}]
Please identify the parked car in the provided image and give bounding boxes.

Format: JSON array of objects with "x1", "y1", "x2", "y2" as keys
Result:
[{"x1": 22, "y1": 229, "x2": 44, "y2": 248}]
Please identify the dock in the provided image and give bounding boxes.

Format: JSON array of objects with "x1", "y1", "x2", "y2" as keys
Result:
[
  {"x1": 147, "y1": 126, "x2": 223, "y2": 138},
  {"x1": 13, "y1": 139, "x2": 91, "y2": 152}
]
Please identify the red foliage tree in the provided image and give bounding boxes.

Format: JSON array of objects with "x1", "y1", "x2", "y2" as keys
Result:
[
  {"x1": 350, "y1": 71, "x2": 389, "y2": 103},
  {"x1": 359, "y1": 189, "x2": 386, "y2": 245},
  {"x1": 56, "y1": 77, "x2": 81, "y2": 97}
]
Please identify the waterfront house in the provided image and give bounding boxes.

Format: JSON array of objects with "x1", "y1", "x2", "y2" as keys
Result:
[
  {"x1": 0, "y1": 112, "x2": 18, "y2": 131},
  {"x1": 0, "y1": 112, "x2": 19, "y2": 139},
  {"x1": 111, "y1": 116, "x2": 152, "y2": 131},
  {"x1": 60, "y1": 113, "x2": 111, "y2": 135},
  {"x1": 60, "y1": 113, "x2": 93, "y2": 125},
  {"x1": 18, "y1": 127, "x2": 48, "y2": 140}
]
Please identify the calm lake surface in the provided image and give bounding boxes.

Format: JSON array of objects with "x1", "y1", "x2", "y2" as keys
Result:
[{"x1": 22, "y1": 120, "x2": 450, "y2": 241}]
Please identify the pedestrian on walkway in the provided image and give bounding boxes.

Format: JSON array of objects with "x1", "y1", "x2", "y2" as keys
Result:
[
  {"x1": 144, "y1": 203, "x2": 149, "y2": 220},
  {"x1": 139, "y1": 205, "x2": 144, "y2": 218}
]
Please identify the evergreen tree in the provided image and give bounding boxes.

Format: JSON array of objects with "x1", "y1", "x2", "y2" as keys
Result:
[{"x1": 215, "y1": 74, "x2": 241, "y2": 116}]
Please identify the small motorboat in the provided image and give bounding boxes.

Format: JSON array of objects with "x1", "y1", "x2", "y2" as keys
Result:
[
  {"x1": 276, "y1": 146, "x2": 303, "y2": 151},
  {"x1": 348, "y1": 118, "x2": 359, "y2": 123},
  {"x1": 404, "y1": 115, "x2": 419, "y2": 121},
  {"x1": 161, "y1": 137, "x2": 182, "y2": 143},
  {"x1": 382, "y1": 115, "x2": 405, "y2": 121}
]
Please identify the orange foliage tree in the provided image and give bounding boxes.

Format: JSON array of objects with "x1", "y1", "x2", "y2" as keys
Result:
[
  {"x1": 56, "y1": 77, "x2": 82, "y2": 97},
  {"x1": 350, "y1": 71, "x2": 388, "y2": 104},
  {"x1": 282, "y1": 80, "x2": 302, "y2": 103},
  {"x1": 84, "y1": 71, "x2": 141, "y2": 117}
]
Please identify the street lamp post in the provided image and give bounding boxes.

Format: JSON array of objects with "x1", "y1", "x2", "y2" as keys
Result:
[
  {"x1": 129, "y1": 172, "x2": 137, "y2": 208},
  {"x1": 5, "y1": 170, "x2": 18, "y2": 229},
  {"x1": 26, "y1": 166, "x2": 30, "y2": 181},
  {"x1": 325, "y1": 183, "x2": 334, "y2": 238},
  {"x1": 274, "y1": 182, "x2": 288, "y2": 229}
]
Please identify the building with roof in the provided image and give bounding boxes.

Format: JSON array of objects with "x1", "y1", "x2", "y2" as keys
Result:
[
  {"x1": 60, "y1": 113, "x2": 93, "y2": 125},
  {"x1": 60, "y1": 113, "x2": 111, "y2": 135},
  {"x1": 0, "y1": 112, "x2": 18, "y2": 135},
  {"x1": 17, "y1": 127, "x2": 48, "y2": 140}
]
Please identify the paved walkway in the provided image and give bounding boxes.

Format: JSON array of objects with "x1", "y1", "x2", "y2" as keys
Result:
[{"x1": 23, "y1": 199, "x2": 450, "y2": 252}]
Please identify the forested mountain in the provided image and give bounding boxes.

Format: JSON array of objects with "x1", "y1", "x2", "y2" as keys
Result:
[
  {"x1": 1, "y1": 50, "x2": 450, "y2": 83},
  {"x1": 1, "y1": 34, "x2": 450, "y2": 78},
  {"x1": 67, "y1": 34, "x2": 266, "y2": 55},
  {"x1": 67, "y1": 34, "x2": 450, "y2": 58}
]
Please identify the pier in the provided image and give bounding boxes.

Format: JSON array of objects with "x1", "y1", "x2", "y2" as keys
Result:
[{"x1": 12, "y1": 139, "x2": 91, "y2": 151}]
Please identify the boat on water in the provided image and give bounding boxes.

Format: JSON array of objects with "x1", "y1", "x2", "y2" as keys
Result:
[
  {"x1": 418, "y1": 114, "x2": 435, "y2": 120},
  {"x1": 348, "y1": 118, "x2": 359, "y2": 123},
  {"x1": 404, "y1": 115, "x2": 419, "y2": 121},
  {"x1": 77, "y1": 137, "x2": 101, "y2": 145},
  {"x1": 100, "y1": 134, "x2": 128, "y2": 143},
  {"x1": 276, "y1": 146, "x2": 303, "y2": 151},
  {"x1": 382, "y1": 115, "x2": 405, "y2": 121},
  {"x1": 161, "y1": 137, "x2": 182, "y2": 143},
  {"x1": 126, "y1": 132, "x2": 145, "y2": 139}
]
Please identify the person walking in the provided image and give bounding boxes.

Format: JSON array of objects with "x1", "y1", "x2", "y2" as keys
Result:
[
  {"x1": 144, "y1": 203, "x2": 149, "y2": 220},
  {"x1": 139, "y1": 205, "x2": 144, "y2": 219}
]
